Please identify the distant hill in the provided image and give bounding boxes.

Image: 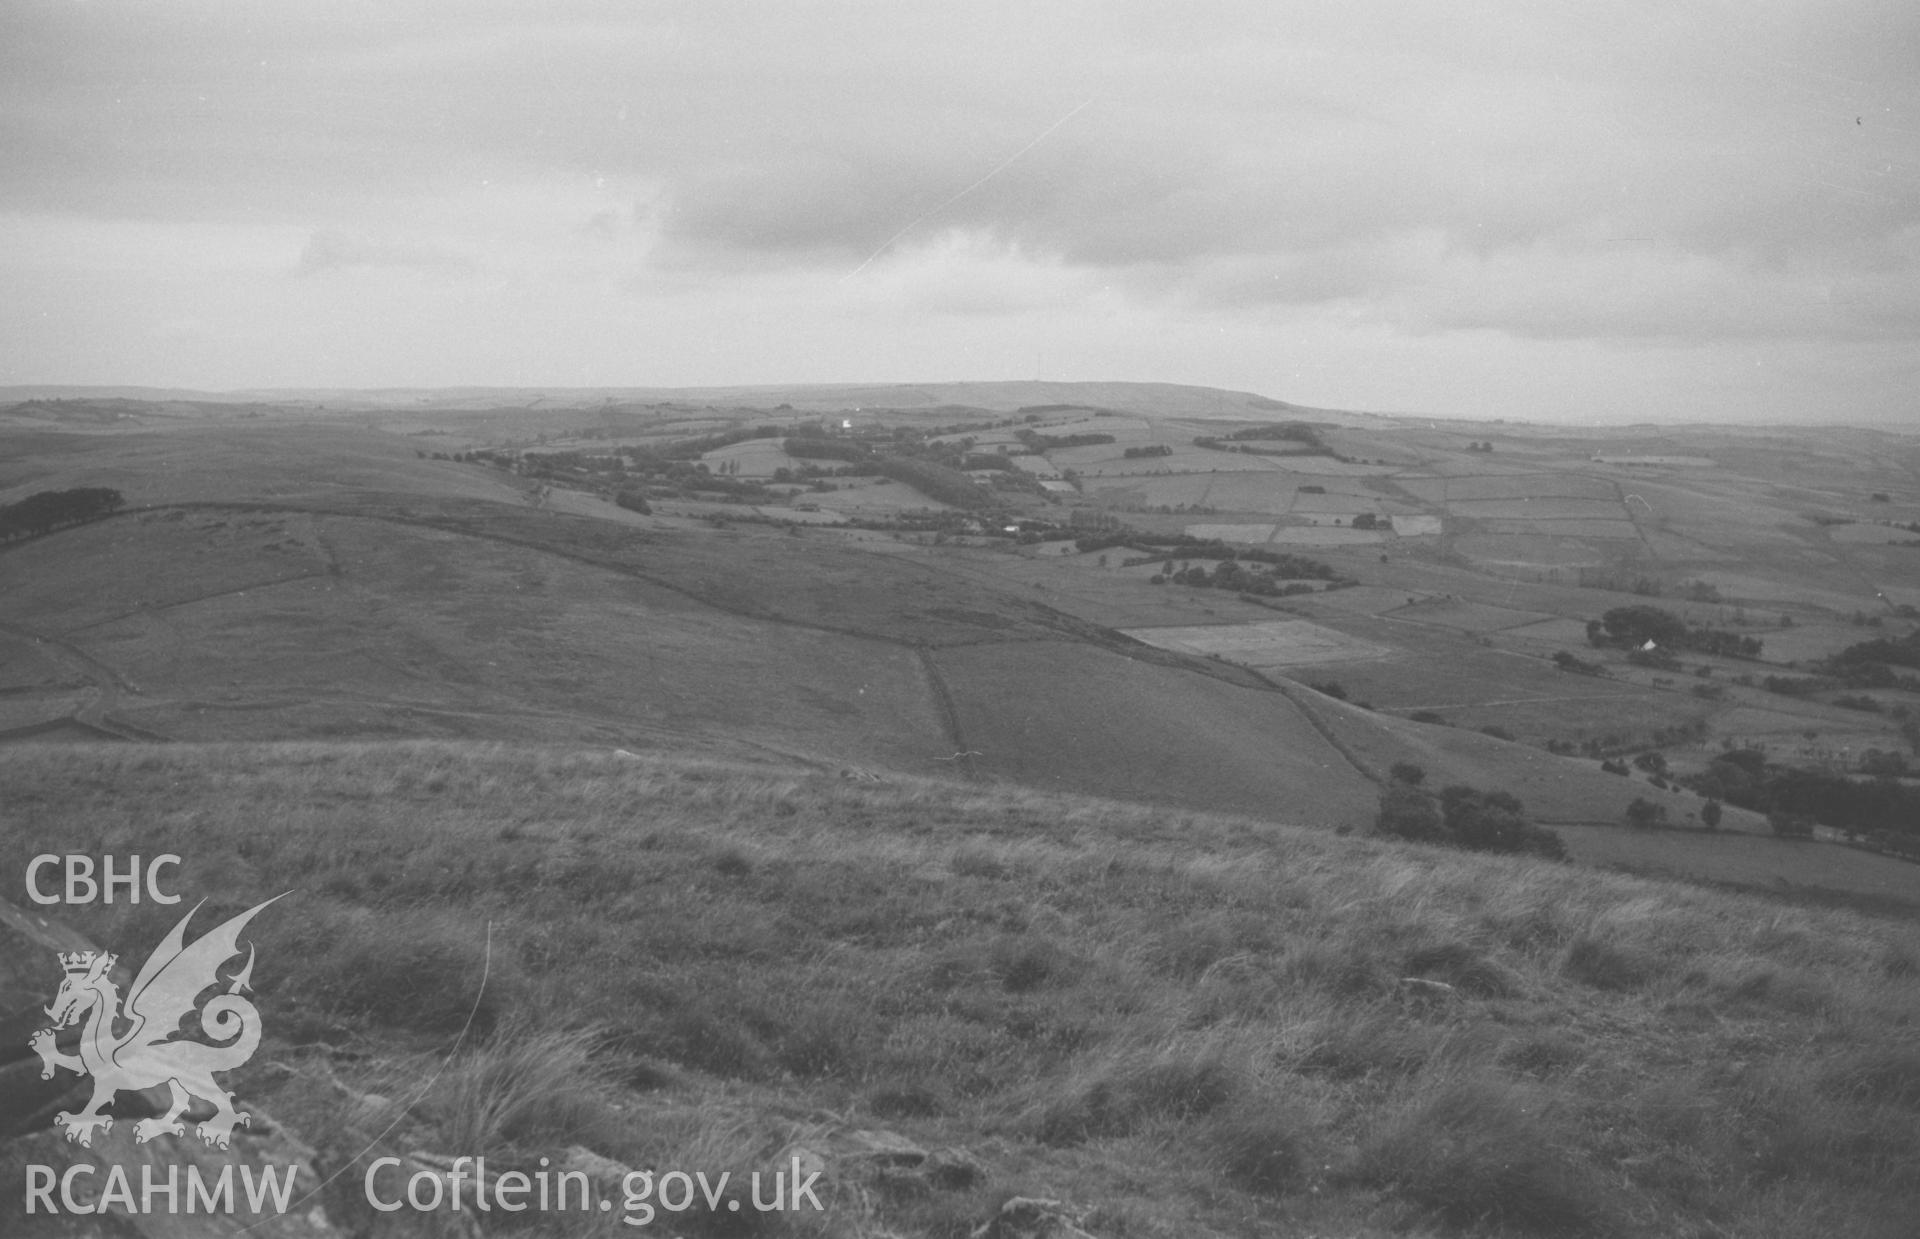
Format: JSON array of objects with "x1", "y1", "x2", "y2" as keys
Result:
[{"x1": 0, "y1": 379, "x2": 1369, "y2": 422}]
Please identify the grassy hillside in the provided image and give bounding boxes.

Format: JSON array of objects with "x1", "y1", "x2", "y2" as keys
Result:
[
  {"x1": 0, "y1": 475, "x2": 1393, "y2": 824},
  {"x1": 6, "y1": 404, "x2": 1920, "y2": 914},
  {"x1": 1, "y1": 741, "x2": 1916, "y2": 1238}
]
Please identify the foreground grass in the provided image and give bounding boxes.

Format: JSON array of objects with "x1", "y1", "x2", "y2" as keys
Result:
[{"x1": 3, "y1": 741, "x2": 1918, "y2": 1237}]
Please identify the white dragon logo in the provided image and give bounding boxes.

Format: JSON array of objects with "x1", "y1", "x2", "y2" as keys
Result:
[{"x1": 29, "y1": 895, "x2": 281, "y2": 1149}]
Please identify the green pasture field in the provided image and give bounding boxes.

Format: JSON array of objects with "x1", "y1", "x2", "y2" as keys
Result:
[
  {"x1": 4, "y1": 512, "x2": 956, "y2": 766},
  {"x1": 0, "y1": 634, "x2": 73, "y2": 691},
  {"x1": 1616, "y1": 478, "x2": 1823, "y2": 549},
  {"x1": 1449, "y1": 498, "x2": 1627, "y2": 520},
  {"x1": 1068, "y1": 444, "x2": 1249, "y2": 477},
  {"x1": 1262, "y1": 456, "x2": 1400, "y2": 477},
  {"x1": 1121, "y1": 619, "x2": 1395, "y2": 668},
  {"x1": 1489, "y1": 616, "x2": 1596, "y2": 647},
  {"x1": 0, "y1": 508, "x2": 333, "y2": 633},
  {"x1": 702, "y1": 439, "x2": 803, "y2": 476},
  {"x1": 1398, "y1": 473, "x2": 1620, "y2": 503},
  {"x1": 922, "y1": 548, "x2": 1286, "y2": 631},
  {"x1": 0, "y1": 422, "x2": 529, "y2": 509},
  {"x1": 1180, "y1": 522, "x2": 1276, "y2": 542},
  {"x1": 1592, "y1": 454, "x2": 1717, "y2": 467},
  {"x1": 540, "y1": 487, "x2": 662, "y2": 525},
  {"x1": 1477, "y1": 517, "x2": 1643, "y2": 539},
  {"x1": 1295, "y1": 584, "x2": 1427, "y2": 616},
  {"x1": 932, "y1": 639, "x2": 1377, "y2": 826},
  {"x1": 1452, "y1": 532, "x2": 1624, "y2": 568},
  {"x1": 1290, "y1": 491, "x2": 1399, "y2": 514},
  {"x1": 1082, "y1": 472, "x2": 1244, "y2": 508},
  {"x1": 1185, "y1": 472, "x2": 1306, "y2": 513},
  {"x1": 1688, "y1": 570, "x2": 1881, "y2": 611},
  {"x1": 1268, "y1": 526, "x2": 1387, "y2": 546},
  {"x1": 1382, "y1": 597, "x2": 1557, "y2": 633},
  {"x1": 1830, "y1": 522, "x2": 1920, "y2": 546},
  {"x1": 1636, "y1": 526, "x2": 1743, "y2": 563},
  {"x1": 1279, "y1": 675, "x2": 1725, "y2": 823},
  {"x1": 1708, "y1": 701, "x2": 1908, "y2": 750},
  {"x1": 1032, "y1": 415, "x2": 1151, "y2": 438},
  {"x1": 1746, "y1": 620, "x2": 1894, "y2": 663},
  {"x1": 1555, "y1": 823, "x2": 1920, "y2": 912},
  {"x1": 803, "y1": 479, "x2": 959, "y2": 511}
]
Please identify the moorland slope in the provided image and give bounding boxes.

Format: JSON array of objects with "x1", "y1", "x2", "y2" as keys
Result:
[{"x1": 1, "y1": 742, "x2": 1916, "y2": 1238}]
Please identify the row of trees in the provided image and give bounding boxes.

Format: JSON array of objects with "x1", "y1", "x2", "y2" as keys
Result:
[
  {"x1": 1585, "y1": 605, "x2": 1763, "y2": 659},
  {"x1": 1015, "y1": 429, "x2": 1114, "y2": 451},
  {"x1": 0, "y1": 487, "x2": 125, "y2": 541},
  {"x1": 873, "y1": 457, "x2": 992, "y2": 510},
  {"x1": 1680, "y1": 748, "x2": 1920, "y2": 840},
  {"x1": 1374, "y1": 766, "x2": 1566, "y2": 859}
]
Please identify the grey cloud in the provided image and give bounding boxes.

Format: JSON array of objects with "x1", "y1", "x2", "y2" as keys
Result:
[
  {"x1": 2, "y1": 0, "x2": 1914, "y2": 367},
  {"x1": 295, "y1": 230, "x2": 473, "y2": 276}
]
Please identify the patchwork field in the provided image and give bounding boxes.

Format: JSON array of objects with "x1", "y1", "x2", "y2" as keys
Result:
[
  {"x1": 1184, "y1": 522, "x2": 1278, "y2": 543},
  {"x1": 1268, "y1": 526, "x2": 1387, "y2": 546},
  {"x1": 1398, "y1": 473, "x2": 1620, "y2": 503},
  {"x1": 1121, "y1": 619, "x2": 1393, "y2": 667},
  {"x1": 6, "y1": 389, "x2": 1919, "y2": 928},
  {"x1": 1478, "y1": 517, "x2": 1642, "y2": 538}
]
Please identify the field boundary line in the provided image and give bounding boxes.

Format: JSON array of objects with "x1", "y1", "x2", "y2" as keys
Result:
[
  {"x1": 1245, "y1": 669, "x2": 1384, "y2": 788},
  {"x1": 915, "y1": 650, "x2": 979, "y2": 781}
]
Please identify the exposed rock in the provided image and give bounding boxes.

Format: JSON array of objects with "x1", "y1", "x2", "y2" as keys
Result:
[{"x1": 971, "y1": 1195, "x2": 1102, "y2": 1239}]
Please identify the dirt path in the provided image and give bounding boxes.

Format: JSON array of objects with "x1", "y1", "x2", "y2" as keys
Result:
[
  {"x1": 0, "y1": 617, "x2": 158, "y2": 740},
  {"x1": 915, "y1": 650, "x2": 980, "y2": 781}
]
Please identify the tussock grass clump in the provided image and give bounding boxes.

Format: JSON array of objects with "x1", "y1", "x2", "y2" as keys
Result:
[
  {"x1": 292, "y1": 906, "x2": 520, "y2": 1037},
  {"x1": 986, "y1": 933, "x2": 1079, "y2": 994},
  {"x1": 1282, "y1": 938, "x2": 1391, "y2": 998},
  {"x1": 1023, "y1": 1042, "x2": 1248, "y2": 1145},
  {"x1": 1343, "y1": 1072, "x2": 1620, "y2": 1234},
  {"x1": 1816, "y1": 1046, "x2": 1920, "y2": 1109},
  {"x1": 1206, "y1": 1101, "x2": 1310, "y2": 1196},
  {"x1": 417, "y1": 1021, "x2": 625, "y2": 1153},
  {"x1": 1560, "y1": 933, "x2": 1663, "y2": 991},
  {"x1": 1403, "y1": 940, "x2": 1525, "y2": 998},
  {"x1": 1295, "y1": 1006, "x2": 1439, "y2": 1081},
  {"x1": 1730, "y1": 1064, "x2": 1920, "y2": 1186}
]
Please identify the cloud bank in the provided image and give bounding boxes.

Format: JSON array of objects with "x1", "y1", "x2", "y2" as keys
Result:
[{"x1": 1, "y1": 0, "x2": 1915, "y2": 420}]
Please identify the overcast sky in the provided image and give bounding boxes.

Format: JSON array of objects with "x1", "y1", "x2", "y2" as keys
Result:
[{"x1": 3, "y1": 1, "x2": 1916, "y2": 423}]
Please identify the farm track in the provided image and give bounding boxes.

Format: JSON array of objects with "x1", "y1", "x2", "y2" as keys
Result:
[
  {"x1": 916, "y1": 651, "x2": 979, "y2": 781},
  {"x1": 1246, "y1": 669, "x2": 1383, "y2": 787},
  {"x1": 0, "y1": 616, "x2": 161, "y2": 742},
  {"x1": 65, "y1": 570, "x2": 330, "y2": 635}
]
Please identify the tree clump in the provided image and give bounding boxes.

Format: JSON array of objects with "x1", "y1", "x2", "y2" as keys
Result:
[{"x1": 1374, "y1": 780, "x2": 1565, "y2": 860}]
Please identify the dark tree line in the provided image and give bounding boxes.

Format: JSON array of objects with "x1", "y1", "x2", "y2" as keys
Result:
[
  {"x1": 873, "y1": 457, "x2": 992, "y2": 509},
  {"x1": 1682, "y1": 748, "x2": 1920, "y2": 845},
  {"x1": 1585, "y1": 604, "x2": 1762, "y2": 658},
  {"x1": 0, "y1": 488, "x2": 125, "y2": 541},
  {"x1": 1015, "y1": 429, "x2": 1115, "y2": 451},
  {"x1": 1374, "y1": 769, "x2": 1565, "y2": 859}
]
